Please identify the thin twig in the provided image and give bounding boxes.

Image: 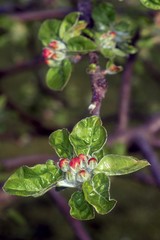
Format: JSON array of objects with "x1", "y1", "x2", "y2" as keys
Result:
[
  {"x1": 0, "y1": 57, "x2": 43, "y2": 79},
  {"x1": 49, "y1": 189, "x2": 92, "y2": 240}
]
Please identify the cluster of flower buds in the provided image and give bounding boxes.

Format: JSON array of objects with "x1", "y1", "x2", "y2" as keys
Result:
[
  {"x1": 58, "y1": 154, "x2": 98, "y2": 184},
  {"x1": 42, "y1": 40, "x2": 66, "y2": 66},
  {"x1": 99, "y1": 31, "x2": 117, "y2": 49}
]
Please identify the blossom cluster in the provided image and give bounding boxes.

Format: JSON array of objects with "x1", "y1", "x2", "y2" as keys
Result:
[
  {"x1": 42, "y1": 40, "x2": 66, "y2": 66},
  {"x1": 58, "y1": 154, "x2": 98, "y2": 185}
]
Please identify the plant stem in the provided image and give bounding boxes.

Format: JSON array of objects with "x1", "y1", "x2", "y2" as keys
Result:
[{"x1": 88, "y1": 52, "x2": 107, "y2": 116}]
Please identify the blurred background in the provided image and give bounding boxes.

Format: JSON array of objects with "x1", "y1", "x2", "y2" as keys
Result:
[{"x1": 0, "y1": 0, "x2": 160, "y2": 239}]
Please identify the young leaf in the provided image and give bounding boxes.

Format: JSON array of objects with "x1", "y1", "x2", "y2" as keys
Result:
[
  {"x1": 67, "y1": 36, "x2": 97, "y2": 53},
  {"x1": 59, "y1": 12, "x2": 87, "y2": 41},
  {"x1": 69, "y1": 191, "x2": 95, "y2": 220},
  {"x1": 140, "y1": 0, "x2": 160, "y2": 10},
  {"x1": 49, "y1": 129, "x2": 74, "y2": 158},
  {"x1": 38, "y1": 20, "x2": 61, "y2": 46},
  {"x1": 3, "y1": 160, "x2": 62, "y2": 197},
  {"x1": 69, "y1": 116, "x2": 107, "y2": 155},
  {"x1": 92, "y1": 3, "x2": 115, "y2": 31},
  {"x1": 46, "y1": 59, "x2": 72, "y2": 90},
  {"x1": 83, "y1": 173, "x2": 116, "y2": 215},
  {"x1": 94, "y1": 154, "x2": 150, "y2": 176}
]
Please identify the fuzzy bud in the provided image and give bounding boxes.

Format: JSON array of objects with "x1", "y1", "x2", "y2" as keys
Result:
[
  {"x1": 49, "y1": 40, "x2": 66, "y2": 50},
  {"x1": 58, "y1": 158, "x2": 69, "y2": 172},
  {"x1": 42, "y1": 48, "x2": 53, "y2": 59},
  {"x1": 69, "y1": 157, "x2": 81, "y2": 171},
  {"x1": 77, "y1": 169, "x2": 90, "y2": 182},
  {"x1": 88, "y1": 157, "x2": 98, "y2": 170},
  {"x1": 66, "y1": 171, "x2": 76, "y2": 183}
]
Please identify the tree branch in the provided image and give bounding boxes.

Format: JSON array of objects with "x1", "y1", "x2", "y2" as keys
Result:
[{"x1": 88, "y1": 52, "x2": 108, "y2": 116}]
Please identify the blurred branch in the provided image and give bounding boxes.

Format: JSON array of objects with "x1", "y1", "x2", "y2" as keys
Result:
[
  {"x1": 49, "y1": 190, "x2": 92, "y2": 240},
  {"x1": 109, "y1": 114, "x2": 160, "y2": 146},
  {"x1": 132, "y1": 135, "x2": 160, "y2": 187},
  {"x1": 118, "y1": 31, "x2": 140, "y2": 131},
  {"x1": 9, "y1": 7, "x2": 73, "y2": 22},
  {"x1": 0, "y1": 57, "x2": 43, "y2": 79},
  {"x1": 1, "y1": 154, "x2": 54, "y2": 171},
  {"x1": 4, "y1": 94, "x2": 53, "y2": 135}
]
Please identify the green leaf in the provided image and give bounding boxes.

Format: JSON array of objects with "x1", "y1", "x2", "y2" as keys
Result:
[
  {"x1": 94, "y1": 154, "x2": 150, "y2": 176},
  {"x1": 46, "y1": 59, "x2": 72, "y2": 90},
  {"x1": 93, "y1": 148, "x2": 105, "y2": 162},
  {"x1": 67, "y1": 36, "x2": 97, "y2": 53},
  {"x1": 69, "y1": 116, "x2": 107, "y2": 155},
  {"x1": 59, "y1": 12, "x2": 87, "y2": 42},
  {"x1": 38, "y1": 20, "x2": 61, "y2": 45},
  {"x1": 92, "y1": 3, "x2": 115, "y2": 31},
  {"x1": 69, "y1": 191, "x2": 95, "y2": 220},
  {"x1": 49, "y1": 129, "x2": 74, "y2": 158},
  {"x1": 83, "y1": 173, "x2": 116, "y2": 215},
  {"x1": 112, "y1": 48, "x2": 127, "y2": 57},
  {"x1": 114, "y1": 21, "x2": 131, "y2": 32},
  {"x1": 140, "y1": 0, "x2": 160, "y2": 10},
  {"x1": 100, "y1": 48, "x2": 116, "y2": 58},
  {"x1": 3, "y1": 160, "x2": 62, "y2": 197}
]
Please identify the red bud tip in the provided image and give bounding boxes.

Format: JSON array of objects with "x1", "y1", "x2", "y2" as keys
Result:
[
  {"x1": 78, "y1": 169, "x2": 87, "y2": 176},
  {"x1": 88, "y1": 157, "x2": 97, "y2": 163},
  {"x1": 49, "y1": 41, "x2": 59, "y2": 49},
  {"x1": 59, "y1": 158, "x2": 69, "y2": 169},
  {"x1": 42, "y1": 48, "x2": 52, "y2": 58},
  {"x1": 109, "y1": 31, "x2": 116, "y2": 37},
  {"x1": 69, "y1": 157, "x2": 80, "y2": 169},
  {"x1": 78, "y1": 154, "x2": 87, "y2": 161}
]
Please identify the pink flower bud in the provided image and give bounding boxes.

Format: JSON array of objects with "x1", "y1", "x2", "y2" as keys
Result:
[
  {"x1": 49, "y1": 40, "x2": 59, "y2": 49},
  {"x1": 69, "y1": 157, "x2": 81, "y2": 171},
  {"x1": 88, "y1": 157, "x2": 98, "y2": 170},
  {"x1": 109, "y1": 31, "x2": 116, "y2": 38},
  {"x1": 78, "y1": 154, "x2": 87, "y2": 161},
  {"x1": 42, "y1": 48, "x2": 53, "y2": 58},
  {"x1": 49, "y1": 40, "x2": 66, "y2": 50},
  {"x1": 77, "y1": 169, "x2": 90, "y2": 182},
  {"x1": 58, "y1": 158, "x2": 69, "y2": 172}
]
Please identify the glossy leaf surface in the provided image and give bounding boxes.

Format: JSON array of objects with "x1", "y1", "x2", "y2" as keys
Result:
[
  {"x1": 140, "y1": 0, "x2": 160, "y2": 10},
  {"x1": 83, "y1": 173, "x2": 116, "y2": 214},
  {"x1": 46, "y1": 59, "x2": 72, "y2": 90},
  {"x1": 69, "y1": 116, "x2": 107, "y2": 155},
  {"x1": 67, "y1": 36, "x2": 96, "y2": 52},
  {"x1": 3, "y1": 160, "x2": 62, "y2": 197},
  {"x1": 59, "y1": 12, "x2": 87, "y2": 41},
  {"x1": 69, "y1": 191, "x2": 95, "y2": 220},
  {"x1": 94, "y1": 155, "x2": 150, "y2": 176},
  {"x1": 49, "y1": 129, "x2": 74, "y2": 158},
  {"x1": 39, "y1": 20, "x2": 61, "y2": 45}
]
